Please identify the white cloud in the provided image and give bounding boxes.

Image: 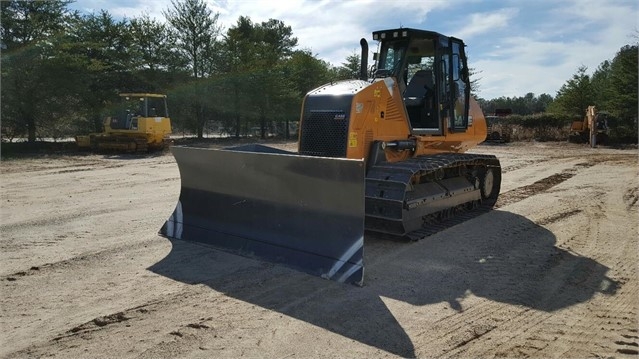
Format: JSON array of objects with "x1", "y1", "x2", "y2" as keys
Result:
[
  {"x1": 453, "y1": 8, "x2": 518, "y2": 40},
  {"x1": 205, "y1": 0, "x2": 450, "y2": 65},
  {"x1": 467, "y1": 0, "x2": 638, "y2": 98},
  {"x1": 69, "y1": 0, "x2": 638, "y2": 100},
  {"x1": 72, "y1": 0, "x2": 167, "y2": 20},
  {"x1": 474, "y1": 39, "x2": 577, "y2": 98}
]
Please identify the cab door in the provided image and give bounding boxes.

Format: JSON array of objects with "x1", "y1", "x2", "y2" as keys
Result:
[{"x1": 448, "y1": 38, "x2": 471, "y2": 132}]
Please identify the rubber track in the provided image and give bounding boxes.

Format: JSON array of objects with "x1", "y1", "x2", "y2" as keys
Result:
[
  {"x1": 365, "y1": 153, "x2": 501, "y2": 241},
  {"x1": 402, "y1": 203, "x2": 495, "y2": 241},
  {"x1": 93, "y1": 136, "x2": 148, "y2": 153}
]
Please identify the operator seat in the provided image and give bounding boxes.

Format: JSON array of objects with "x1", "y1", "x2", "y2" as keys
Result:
[
  {"x1": 404, "y1": 70, "x2": 433, "y2": 106},
  {"x1": 404, "y1": 70, "x2": 435, "y2": 128}
]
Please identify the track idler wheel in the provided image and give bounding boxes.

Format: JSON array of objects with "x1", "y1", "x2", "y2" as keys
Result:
[
  {"x1": 479, "y1": 166, "x2": 501, "y2": 206},
  {"x1": 480, "y1": 168, "x2": 495, "y2": 199}
]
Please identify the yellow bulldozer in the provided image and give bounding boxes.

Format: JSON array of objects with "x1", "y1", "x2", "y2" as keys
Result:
[
  {"x1": 160, "y1": 28, "x2": 501, "y2": 285},
  {"x1": 76, "y1": 93, "x2": 172, "y2": 152}
]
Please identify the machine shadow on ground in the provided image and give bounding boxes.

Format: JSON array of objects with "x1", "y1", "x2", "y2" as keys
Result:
[{"x1": 148, "y1": 210, "x2": 618, "y2": 358}]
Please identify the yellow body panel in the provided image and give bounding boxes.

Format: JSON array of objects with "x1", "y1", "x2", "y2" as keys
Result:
[
  {"x1": 571, "y1": 120, "x2": 585, "y2": 132},
  {"x1": 103, "y1": 116, "x2": 172, "y2": 145},
  {"x1": 75, "y1": 135, "x2": 91, "y2": 148},
  {"x1": 343, "y1": 78, "x2": 487, "y2": 162}
]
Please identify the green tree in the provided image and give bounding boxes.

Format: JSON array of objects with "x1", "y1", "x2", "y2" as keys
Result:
[
  {"x1": 218, "y1": 16, "x2": 298, "y2": 139},
  {"x1": 163, "y1": 0, "x2": 221, "y2": 79},
  {"x1": 548, "y1": 65, "x2": 594, "y2": 117},
  {"x1": 1, "y1": 0, "x2": 75, "y2": 142},
  {"x1": 336, "y1": 52, "x2": 360, "y2": 80},
  {"x1": 280, "y1": 49, "x2": 333, "y2": 138},
  {"x1": 468, "y1": 67, "x2": 482, "y2": 96},
  {"x1": 251, "y1": 19, "x2": 298, "y2": 139},
  {"x1": 285, "y1": 49, "x2": 333, "y2": 97},
  {"x1": 66, "y1": 10, "x2": 136, "y2": 132},
  {"x1": 163, "y1": 0, "x2": 222, "y2": 137},
  {"x1": 607, "y1": 45, "x2": 638, "y2": 128},
  {"x1": 128, "y1": 14, "x2": 187, "y2": 90},
  {"x1": 590, "y1": 60, "x2": 613, "y2": 110},
  {"x1": 479, "y1": 93, "x2": 553, "y2": 116},
  {"x1": 217, "y1": 16, "x2": 258, "y2": 138},
  {"x1": 535, "y1": 93, "x2": 554, "y2": 113}
]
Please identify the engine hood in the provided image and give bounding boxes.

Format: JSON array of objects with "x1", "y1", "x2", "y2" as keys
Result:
[{"x1": 308, "y1": 79, "x2": 371, "y2": 96}]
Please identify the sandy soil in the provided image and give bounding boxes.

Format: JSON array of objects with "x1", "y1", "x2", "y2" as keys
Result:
[{"x1": 1, "y1": 141, "x2": 637, "y2": 358}]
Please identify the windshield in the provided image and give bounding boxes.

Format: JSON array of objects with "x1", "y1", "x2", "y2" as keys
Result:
[
  {"x1": 405, "y1": 38, "x2": 436, "y2": 80},
  {"x1": 119, "y1": 96, "x2": 146, "y2": 117},
  {"x1": 376, "y1": 39, "x2": 408, "y2": 76},
  {"x1": 375, "y1": 37, "x2": 437, "y2": 80},
  {"x1": 116, "y1": 96, "x2": 168, "y2": 118},
  {"x1": 147, "y1": 97, "x2": 168, "y2": 117}
]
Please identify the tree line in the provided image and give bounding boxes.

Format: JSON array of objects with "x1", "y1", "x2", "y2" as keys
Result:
[
  {"x1": 477, "y1": 43, "x2": 637, "y2": 141},
  {"x1": 1, "y1": 0, "x2": 357, "y2": 143},
  {"x1": 1, "y1": 0, "x2": 637, "y2": 143}
]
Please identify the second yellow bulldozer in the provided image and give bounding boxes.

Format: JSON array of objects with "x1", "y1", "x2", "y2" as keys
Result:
[
  {"x1": 160, "y1": 28, "x2": 501, "y2": 285},
  {"x1": 76, "y1": 93, "x2": 172, "y2": 152}
]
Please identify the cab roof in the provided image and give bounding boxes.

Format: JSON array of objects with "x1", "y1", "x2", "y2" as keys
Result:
[{"x1": 372, "y1": 28, "x2": 464, "y2": 45}]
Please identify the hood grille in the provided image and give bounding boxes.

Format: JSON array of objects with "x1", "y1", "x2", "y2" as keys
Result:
[{"x1": 299, "y1": 110, "x2": 349, "y2": 157}]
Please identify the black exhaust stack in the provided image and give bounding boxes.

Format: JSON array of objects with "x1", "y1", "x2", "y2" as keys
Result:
[{"x1": 359, "y1": 38, "x2": 368, "y2": 80}]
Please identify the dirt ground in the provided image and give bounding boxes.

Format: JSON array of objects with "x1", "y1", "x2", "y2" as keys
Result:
[{"x1": 1, "y1": 140, "x2": 638, "y2": 358}]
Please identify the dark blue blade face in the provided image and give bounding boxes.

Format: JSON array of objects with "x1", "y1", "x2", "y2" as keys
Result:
[{"x1": 160, "y1": 145, "x2": 366, "y2": 285}]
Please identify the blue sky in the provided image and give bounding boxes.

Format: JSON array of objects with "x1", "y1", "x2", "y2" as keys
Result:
[{"x1": 70, "y1": 0, "x2": 638, "y2": 100}]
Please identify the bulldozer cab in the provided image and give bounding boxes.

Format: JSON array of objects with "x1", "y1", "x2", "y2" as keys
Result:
[
  {"x1": 372, "y1": 29, "x2": 471, "y2": 136},
  {"x1": 109, "y1": 94, "x2": 169, "y2": 130}
]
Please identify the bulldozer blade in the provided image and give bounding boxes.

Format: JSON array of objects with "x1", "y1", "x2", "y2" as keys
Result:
[{"x1": 160, "y1": 145, "x2": 366, "y2": 285}]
